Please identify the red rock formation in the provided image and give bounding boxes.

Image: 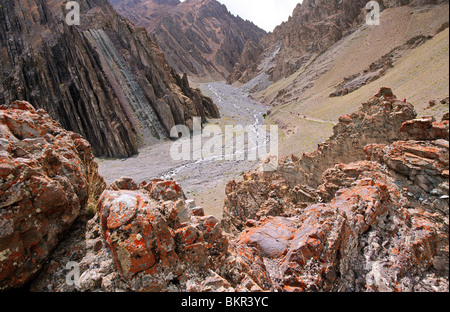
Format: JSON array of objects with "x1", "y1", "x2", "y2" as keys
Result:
[
  {"x1": 0, "y1": 101, "x2": 105, "y2": 290},
  {"x1": 221, "y1": 88, "x2": 448, "y2": 291},
  {"x1": 30, "y1": 177, "x2": 270, "y2": 292},
  {"x1": 222, "y1": 87, "x2": 418, "y2": 232},
  {"x1": 232, "y1": 158, "x2": 448, "y2": 291},
  {"x1": 98, "y1": 179, "x2": 229, "y2": 291},
  {"x1": 22, "y1": 88, "x2": 449, "y2": 292},
  {"x1": 400, "y1": 115, "x2": 449, "y2": 140}
]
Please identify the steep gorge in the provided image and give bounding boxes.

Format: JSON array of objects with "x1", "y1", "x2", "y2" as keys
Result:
[
  {"x1": 0, "y1": 0, "x2": 448, "y2": 294},
  {"x1": 0, "y1": 0, "x2": 220, "y2": 158}
]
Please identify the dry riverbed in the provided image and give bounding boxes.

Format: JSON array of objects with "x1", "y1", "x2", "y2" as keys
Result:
[{"x1": 97, "y1": 82, "x2": 269, "y2": 218}]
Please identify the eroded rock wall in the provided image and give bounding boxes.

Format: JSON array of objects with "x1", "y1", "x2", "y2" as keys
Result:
[{"x1": 0, "y1": 0, "x2": 219, "y2": 158}]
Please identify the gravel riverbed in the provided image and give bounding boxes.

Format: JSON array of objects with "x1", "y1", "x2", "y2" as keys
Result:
[{"x1": 97, "y1": 81, "x2": 269, "y2": 218}]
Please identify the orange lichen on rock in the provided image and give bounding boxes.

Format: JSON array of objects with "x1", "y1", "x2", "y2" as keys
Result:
[
  {"x1": 221, "y1": 89, "x2": 448, "y2": 292},
  {"x1": 400, "y1": 115, "x2": 449, "y2": 141},
  {"x1": 98, "y1": 178, "x2": 228, "y2": 291},
  {"x1": 0, "y1": 101, "x2": 105, "y2": 290},
  {"x1": 16, "y1": 89, "x2": 449, "y2": 292}
]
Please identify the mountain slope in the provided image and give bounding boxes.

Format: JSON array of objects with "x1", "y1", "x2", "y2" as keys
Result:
[
  {"x1": 109, "y1": 0, "x2": 180, "y2": 30},
  {"x1": 109, "y1": 0, "x2": 266, "y2": 81},
  {"x1": 228, "y1": 0, "x2": 369, "y2": 85},
  {"x1": 0, "y1": 0, "x2": 219, "y2": 158},
  {"x1": 230, "y1": 1, "x2": 449, "y2": 158},
  {"x1": 229, "y1": 0, "x2": 449, "y2": 85}
]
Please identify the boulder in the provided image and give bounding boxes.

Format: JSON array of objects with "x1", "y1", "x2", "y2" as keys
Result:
[
  {"x1": 0, "y1": 101, "x2": 105, "y2": 290},
  {"x1": 98, "y1": 179, "x2": 229, "y2": 291}
]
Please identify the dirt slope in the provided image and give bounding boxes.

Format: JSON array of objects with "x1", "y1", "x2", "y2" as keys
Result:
[{"x1": 250, "y1": 4, "x2": 449, "y2": 157}]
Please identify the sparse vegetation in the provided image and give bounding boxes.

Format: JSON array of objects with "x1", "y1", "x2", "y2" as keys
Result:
[{"x1": 83, "y1": 156, "x2": 106, "y2": 218}]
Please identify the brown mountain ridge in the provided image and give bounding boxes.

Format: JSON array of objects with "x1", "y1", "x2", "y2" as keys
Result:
[{"x1": 109, "y1": 0, "x2": 267, "y2": 81}]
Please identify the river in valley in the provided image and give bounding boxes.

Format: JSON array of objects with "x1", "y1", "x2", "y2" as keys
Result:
[{"x1": 97, "y1": 82, "x2": 269, "y2": 218}]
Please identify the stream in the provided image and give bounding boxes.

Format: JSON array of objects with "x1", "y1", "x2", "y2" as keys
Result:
[{"x1": 97, "y1": 81, "x2": 268, "y2": 217}]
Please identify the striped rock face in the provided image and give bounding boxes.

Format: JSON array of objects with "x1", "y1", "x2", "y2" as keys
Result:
[{"x1": 0, "y1": 101, "x2": 104, "y2": 290}]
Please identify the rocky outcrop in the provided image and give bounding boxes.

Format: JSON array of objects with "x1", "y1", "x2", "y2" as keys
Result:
[
  {"x1": 399, "y1": 114, "x2": 449, "y2": 141},
  {"x1": 25, "y1": 88, "x2": 448, "y2": 292},
  {"x1": 223, "y1": 87, "x2": 418, "y2": 232},
  {"x1": 110, "y1": 0, "x2": 266, "y2": 80},
  {"x1": 98, "y1": 179, "x2": 230, "y2": 291},
  {"x1": 0, "y1": 0, "x2": 219, "y2": 158},
  {"x1": 0, "y1": 101, "x2": 105, "y2": 290},
  {"x1": 232, "y1": 157, "x2": 448, "y2": 291},
  {"x1": 222, "y1": 88, "x2": 448, "y2": 291},
  {"x1": 29, "y1": 212, "x2": 129, "y2": 292},
  {"x1": 29, "y1": 177, "x2": 261, "y2": 292}
]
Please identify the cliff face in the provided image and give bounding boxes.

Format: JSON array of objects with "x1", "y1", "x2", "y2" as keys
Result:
[
  {"x1": 109, "y1": 0, "x2": 266, "y2": 80},
  {"x1": 228, "y1": 0, "x2": 450, "y2": 85},
  {"x1": 0, "y1": 0, "x2": 219, "y2": 158}
]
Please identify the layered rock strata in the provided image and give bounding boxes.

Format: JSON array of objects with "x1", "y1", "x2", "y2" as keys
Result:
[
  {"x1": 109, "y1": 0, "x2": 267, "y2": 80},
  {"x1": 0, "y1": 0, "x2": 219, "y2": 158}
]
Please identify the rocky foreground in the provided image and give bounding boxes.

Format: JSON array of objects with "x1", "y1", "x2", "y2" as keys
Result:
[{"x1": 0, "y1": 88, "x2": 448, "y2": 292}]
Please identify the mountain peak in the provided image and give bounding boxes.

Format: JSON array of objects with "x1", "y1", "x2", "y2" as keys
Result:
[{"x1": 109, "y1": 0, "x2": 266, "y2": 80}]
